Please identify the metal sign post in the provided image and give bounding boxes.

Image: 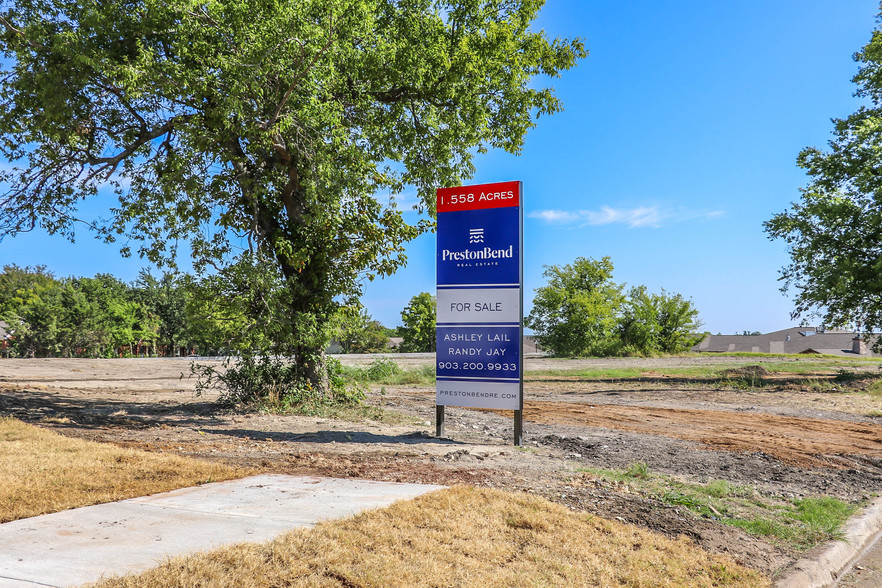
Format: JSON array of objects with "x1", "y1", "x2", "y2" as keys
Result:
[{"x1": 435, "y1": 181, "x2": 524, "y2": 446}]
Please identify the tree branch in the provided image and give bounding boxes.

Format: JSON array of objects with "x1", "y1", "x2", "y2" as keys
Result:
[
  {"x1": 263, "y1": 18, "x2": 335, "y2": 130},
  {"x1": 84, "y1": 118, "x2": 181, "y2": 178},
  {"x1": 0, "y1": 14, "x2": 43, "y2": 49}
]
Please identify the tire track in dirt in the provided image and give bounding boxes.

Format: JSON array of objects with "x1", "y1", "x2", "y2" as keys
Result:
[{"x1": 520, "y1": 401, "x2": 882, "y2": 468}]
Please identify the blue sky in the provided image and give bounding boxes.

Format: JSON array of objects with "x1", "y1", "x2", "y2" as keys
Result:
[{"x1": 1, "y1": 1, "x2": 879, "y2": 335}]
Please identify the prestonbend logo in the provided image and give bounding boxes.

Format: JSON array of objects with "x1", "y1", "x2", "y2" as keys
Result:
[
  {"x1": 441, "y1": 245, "x2": 513, "y2": 262},
  {"x1": 441, "y1": 226, "x2": 513, "y2": 263}
]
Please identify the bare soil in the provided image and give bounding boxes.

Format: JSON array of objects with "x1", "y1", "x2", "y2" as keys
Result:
[{"x1": 2, "y1": 355, "x2": 882, "y2": 580}]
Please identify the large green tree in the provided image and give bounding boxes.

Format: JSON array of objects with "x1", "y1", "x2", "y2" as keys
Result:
[
  {"x1": 527, "y1": 258, "x2": 703, "y2": 357},
  {"x1": 619, "y1": 285, "x2": 704, "y2": 355},
  {"x1": 135, "y1": 271, "x2": 188, "y2": 356},
  {"x1": 331, "y1": 307, "x2": 389, "y2": 353},
  {"x1": 399, "y1": 291, "x2": 436, "y2": 352},
  {"x1": 526, "y1": 256, "x2": 624, "y2": 357},
  {"x1": 0, "y1": 0, "x2": 584, "y2": 391},
  {"x1": 765, "y1": 10, "x2": 882, "y2": 336}
]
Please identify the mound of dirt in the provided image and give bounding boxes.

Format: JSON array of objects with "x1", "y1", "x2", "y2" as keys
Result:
[{"x1": 719, "y1": 365, "x2": 770, "y2": 378}]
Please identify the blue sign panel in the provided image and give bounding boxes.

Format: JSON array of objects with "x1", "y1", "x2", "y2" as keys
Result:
[
  {"x1": 436, "y1": 326, "x2": 521, "y2": 381},
  {"x1": 437, "y1": 207, "x2": 520, "y2": 286}
]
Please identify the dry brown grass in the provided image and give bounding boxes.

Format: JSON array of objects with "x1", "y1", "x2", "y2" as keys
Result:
[
  {"x1": 0, "y1": 417, "x2": 245, "y2": 522},
  {"x1": 93, "y1": 486, "x2": 768, "y2": 588}
]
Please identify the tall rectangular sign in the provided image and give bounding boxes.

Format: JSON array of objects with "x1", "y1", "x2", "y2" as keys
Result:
[{"x1": 436, "y1": 181, "x2": 523, "y2": 443}]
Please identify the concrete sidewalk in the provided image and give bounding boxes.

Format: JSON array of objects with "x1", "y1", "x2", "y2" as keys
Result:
[{"x1": 0, "y1": 474, "x2": 444, "y2": 587}]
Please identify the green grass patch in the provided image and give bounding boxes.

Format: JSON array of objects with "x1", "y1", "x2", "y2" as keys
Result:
[
  {"x1": 863, "y1": 379, "x2": 882, "y2": 397},
  {"x1": 724, "y1": 497, "x2": 856, "y2": 548},
  {"x1": 726, "y1": 517, "x2": 790, "y2": 539},
  {"x1": 340, "y1": 358, "x2": 435, "y2": 385},
  {"x1": 337, "y1": 356, "x2": 882, "y2": 387},
  {"x1": 626, "y1": 461, "x2": 651, "y2": 479},
  {"x1": 527, "y1": 365, "x2": 745, "y2": 380},
  {"x1": 576, "y1": 463, "x2": 858, "y2": 552},
  {"x1": 526, "y1": 366, "x2": 654, "y2": 379},
  {"x1": 525, "y1": 358, "x2": 882, "y2": 385},
  {"x1": 788, "y1": 497, "x2": 857, "y2": 547},
  {"x1": 709, "y1": 353, "x2": 882, "y2": 365}
]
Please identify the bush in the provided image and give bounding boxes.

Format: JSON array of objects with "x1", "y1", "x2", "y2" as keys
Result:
[{"x1": 193, "y1": 354, "x2": 365, "y2": 409}]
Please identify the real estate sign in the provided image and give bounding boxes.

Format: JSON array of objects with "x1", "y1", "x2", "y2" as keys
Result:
[{"x1": 436, "y1": 181, "x2": 523, "y2": 420}]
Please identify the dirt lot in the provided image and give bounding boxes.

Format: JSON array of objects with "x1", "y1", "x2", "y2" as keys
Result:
[{"x1": 2, "y1": 355, "x2": 882, "y2": 580}]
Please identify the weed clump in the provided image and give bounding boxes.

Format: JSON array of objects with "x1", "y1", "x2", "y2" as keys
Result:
[
  {"x1": 718, "y1": 365, "x2": 770, "y2": 388},
  {"x1": 719, "y1": 365, "x2": 770, "y2": 378},
  {"x1": 340, "y1": 358, "x2": 435, "y2": 385}
]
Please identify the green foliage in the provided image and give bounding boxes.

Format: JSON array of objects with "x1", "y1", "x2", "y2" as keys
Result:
[
  {"x1": 653, "y1": 290, "x2": 705, "y2": 353},
  {"x1": 0, "y1": 264, "x2": 247, "y2": 358},
  {"x1": 399, "y1": 292, "x2": 436, "y2": 353},
  {"x1": 728, "y1": 497, "x2": 856, "y2": 548},
  {"x1": 193, "y1": 354, "x2": 365, "y2": 409},
  {"x1": 727, "y1": 517, "x2": 790, "y2": 540},
  {"x1": 787, "y1": 497, "x2": 856, "y2": 547},
  {"x1": 527, "y1": 257, "x2": 704, "y2": 357},
  {"x1": 619, "y1": 286, "x2": 703, "y2": 354},
  {"x1": 625, "y1": 462, "x2": 651, "y2": 479},
  {"x1": 0, "y1": 265, "x2": 158, "y2": 357},
  {"x1": 616, "y1": 286, "x2": 657, "y2": 355},
  {"x1": 0, "y1": 264, "x2": 56, "y2": 318},
  {"x1": 580, "y1": 463, "x2": 856, "y2": 551},
  {"x1": 135, "y1": 271, "x2": 188, "y2": 356},
  {"x1": 765, "y1": 14, "x2": 882, "y2": 342},
  {"x1": 0, "y1": 0, "x2": 585, "y2": 396},
  {"x1": 341, "y1": 358, "x2": 436, "y2": 385},
  {"x1": 834, "y1": 369, "x2": 860, "y2": 382},
  {"x1": 526, "y1": 256, "x2": 624, "y2": 357},
  {"x1": 331, "y1": 308, "x2": 389, "y2": 354},
  {"x1": 364, "y1": 358, "x2": 402, "y2": 380}
]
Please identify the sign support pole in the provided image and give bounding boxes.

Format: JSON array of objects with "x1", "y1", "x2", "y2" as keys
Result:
[{"x1": 436, "y1": 405, "x2": 445, "y2": 438}]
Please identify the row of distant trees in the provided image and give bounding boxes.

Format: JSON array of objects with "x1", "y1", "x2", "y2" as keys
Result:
[
  {"x1": 0, "y1": 265, "x2": 400, "y2": 358},
  {"x1": 327, "y1": 292, "x2": 440, "y2": 355},
  {"x1": 0, "y1": 264, "x2": 442, "y2": 358},
  {"x1": 1, "y1": 258, "x2": 704, "y2": 359},
  {"x1": 0, "y1": 265, "x2": 240, "y2": 358}
]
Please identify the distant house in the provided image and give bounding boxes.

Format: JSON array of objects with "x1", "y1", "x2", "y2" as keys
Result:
[
  {"x1": 523, "y1": 336, "x2": 543, "y2": 355},
  {"x1": 693, "y1": 327, "x2": 876, "y2": 356}
]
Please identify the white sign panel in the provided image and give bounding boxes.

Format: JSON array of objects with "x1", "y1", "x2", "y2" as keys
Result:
[{"x1": 436, "y1": 288, "x2": 521, "y2": 325}]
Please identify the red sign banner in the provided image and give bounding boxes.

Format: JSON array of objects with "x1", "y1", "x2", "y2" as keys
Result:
[{"x1": 436, "y1": 180, "x2": 521, "y2": 213}]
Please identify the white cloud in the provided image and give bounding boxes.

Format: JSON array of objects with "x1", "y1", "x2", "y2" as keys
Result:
[
  {"x1": 530, "y1": 209, "x2": 583, "y2": 223},
  {"x1": 583, "y1": 206, "x2": 665, "y2": 228},
  {"x1": 528, "y1": 205, "x2": 724, "y2": 228}
]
